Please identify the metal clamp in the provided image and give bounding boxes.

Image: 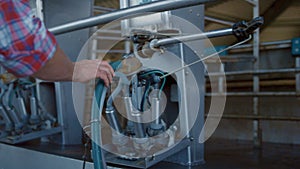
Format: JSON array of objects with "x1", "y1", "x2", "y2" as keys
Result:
[{"x1": 233, "y1": 16, "x2": 264, "y2": 41}]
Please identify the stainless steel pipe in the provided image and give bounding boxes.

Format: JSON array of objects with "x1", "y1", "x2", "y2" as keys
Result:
[
  {"x1": 206, "y1": 68, "x2": 300, "y2": 77},
  {"x1": 152, "y1": 28, "x2": 233, "y2": 48},
  {"x1": 205, "y1": 114, "x2": 300, "y2": 121},
  {"x1": 49, "y1": 0, "x2": 215, "y2": 35},
  {"x1": 206, "y1": 92, "x2": 299, "y2": 97}
]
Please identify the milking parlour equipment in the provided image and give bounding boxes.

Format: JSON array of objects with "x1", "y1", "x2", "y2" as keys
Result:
[
  {"x1": 82, "y1": 1, "x2": 264, "y2": 169},
  {"x1": 0, "y1": 0, "x2": 264, "y2": 168}
]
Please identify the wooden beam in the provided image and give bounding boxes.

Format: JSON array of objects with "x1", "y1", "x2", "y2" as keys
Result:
[
  {"x1": 205, "y1": 0, "x2": 229, "y2": 8},
  {"x1": 261, "y1": 0, "x2": 294, "y2": 31}
]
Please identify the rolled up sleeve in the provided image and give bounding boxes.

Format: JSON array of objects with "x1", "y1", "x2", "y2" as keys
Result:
[{"x1": 0, "y1": 0, "x2": 57, "y2": 77}]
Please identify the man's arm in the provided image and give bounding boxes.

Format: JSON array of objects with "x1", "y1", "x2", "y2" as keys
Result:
[
  {"x1": 0, "y1": 1, "x2": 114, "y2": 86},
  {"x1": 32, "y1": 45, "x2": 114, "y2": 86}
]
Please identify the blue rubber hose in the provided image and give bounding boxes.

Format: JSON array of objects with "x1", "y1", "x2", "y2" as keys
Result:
[{"x1": 91, "y1": 61, "x2": 121, "y2": 169}]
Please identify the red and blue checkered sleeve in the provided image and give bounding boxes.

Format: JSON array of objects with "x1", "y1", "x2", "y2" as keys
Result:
[{"x1": 0, "y1": 0, "x2": 57, "y2": 77}]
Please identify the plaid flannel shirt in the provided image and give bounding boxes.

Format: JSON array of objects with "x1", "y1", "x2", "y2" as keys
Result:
[{"x1": 0, "y1": 0, "x2": 56, "y2": 77}]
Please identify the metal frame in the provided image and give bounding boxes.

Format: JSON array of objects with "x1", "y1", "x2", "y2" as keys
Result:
[{"x1": 205, "y1": 0, "x2": 300, "y2": 147}]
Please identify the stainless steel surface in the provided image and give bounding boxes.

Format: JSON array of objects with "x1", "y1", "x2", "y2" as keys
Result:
[
  {"x1": 54, "y1": 82, "x2": 65, "y2": 144},
  {"x1": 153, "y1": 28, "x2": 233, "y2": 48},
  {"x1": 179, "y1": 42, "x2": 192, "y2": 165},
  {"x1": 16, "y1": 97, "x2": 28, "y2": 120},
  {"x1": 49, "y1": 0, "x2": 215, "y2": 35},
  {"x1": 3, "y1": 84, "x2": 23, "y2": 129},
  {"x1": 29, "y1": 96, "x2": 38, "y2": 120},
  {"x1": 124, "y1": 96, "x2": 146, "y2": 138},
  {"x1": 179, "y1": 43, "x2": 190, "y2": 138},
  {"x1": 106, "y1": 109, "x2": 122, "y2": 133},
  {"x1": 152, "y1": 97, "x2": 161, "y2": 124}
]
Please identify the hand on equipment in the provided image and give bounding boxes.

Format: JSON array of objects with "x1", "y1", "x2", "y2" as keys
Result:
[{"x1": 73, "y1": 60, "x2": 115, "y2": 87}]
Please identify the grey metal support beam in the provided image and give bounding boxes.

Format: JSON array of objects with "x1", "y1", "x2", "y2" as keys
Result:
[
  {"x1": 49, "y1": 0, "x2": 216, "y2": 35},
  {"x1": 261, "y1": 0, "x2": 293, "y2": 31},
  {"x1": 252, "y1": 0, "x2": 261, "y2": 149}
]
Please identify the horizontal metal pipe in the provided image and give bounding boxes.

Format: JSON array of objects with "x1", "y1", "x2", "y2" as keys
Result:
[
  {"x1": 259, "y1": 40, "x2": 291, "y2": 46},
  {"x1": 230, "y1": 44, "x2": 291, "y2": 53},
  {"x1": 206, "y1": 92, "x2": 299, "y2": 97},
  {"x1": 211, "y1": 79, "x2": 295, "y2": 88},
  {"x1": 206, "y1": 68, "x2": 300, "y2": 77},
  {"x1": 204, "y1": 16, "x2": 234, "y2": 26},
  {"x1": 229, "y1": 39, "x2": 292, "y2": 52},
  {"x1": 92, "y1": 50, "x2": 126, "y2": 54},
  {"x1": 205, "y1": 114, "x2": 300, "y2": 121},
  {"x1": 49, "y1": 0, "x2": 215, "y2": 35},
  {"x1": 153, "y1": 28, "x2": 233, "y2": 47}
]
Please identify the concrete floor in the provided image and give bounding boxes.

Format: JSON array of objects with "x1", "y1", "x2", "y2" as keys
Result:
[
  {"x1": 18, "y1": 138, "x2": 300, "y2": 169},
  {"x1": 152, "y1": 139, "x2": 300, "y2": 169}
]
